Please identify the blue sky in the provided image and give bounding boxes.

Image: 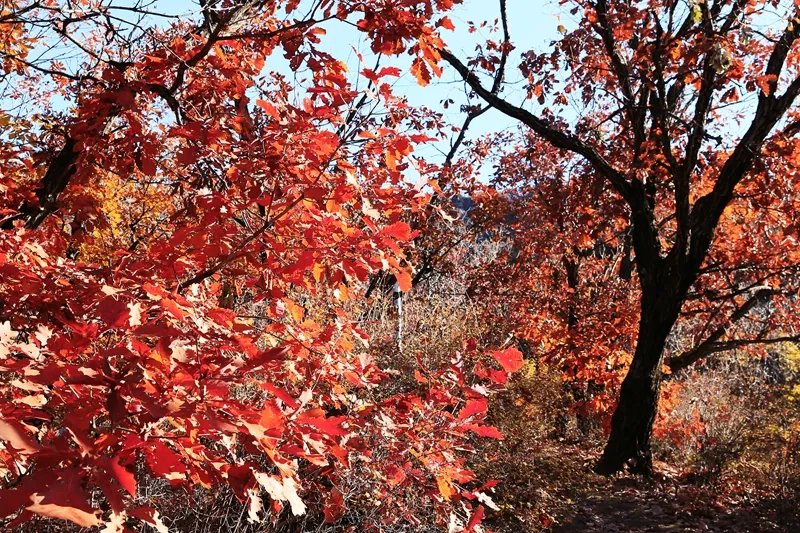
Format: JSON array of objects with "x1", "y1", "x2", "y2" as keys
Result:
[
  {"x1": 1, "y1": 1, "x2": 563, "y2": 179},
  {"x1": 5, "y1": 0, "x2": 795, "y2": 192},
  {"x1": 156, "y1": 0, "x2": 564, "y2": 170},
  {"x1": 326, "y1": 1, "x2": 561, "y2": 169}
]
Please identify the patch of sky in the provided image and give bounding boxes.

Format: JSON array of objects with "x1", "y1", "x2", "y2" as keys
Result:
[{"x1": 2, "y1": 1, "x2": 563, "y2": 176}]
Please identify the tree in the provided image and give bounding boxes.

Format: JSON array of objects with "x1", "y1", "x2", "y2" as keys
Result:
[
  {"x1": 0, "y1": 1, "x2": 520, "y2": 529},
  {"x1": 437, "y1": 0, "x2": 800, "y2": 474}
]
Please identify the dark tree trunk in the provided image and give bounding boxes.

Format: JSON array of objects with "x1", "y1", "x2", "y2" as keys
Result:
[{"x1": 595, "y1": 265, "x2": 684, "y2": 475}]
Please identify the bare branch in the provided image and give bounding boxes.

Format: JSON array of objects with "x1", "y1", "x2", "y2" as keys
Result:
[
  {"x1": 438, "y1": 48, "x2": 635, "y2": 205},
  {"x1": 669, "y1": 287, "x2": 774, "y2": 371}
]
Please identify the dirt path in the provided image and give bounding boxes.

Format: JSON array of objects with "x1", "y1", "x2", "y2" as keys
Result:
[
  {"x1": 480, "y1": 441, "x2": 797, "y2": 532},
  {"x1": 551, "y1": 479, "x2": 792, "y2": 532}
]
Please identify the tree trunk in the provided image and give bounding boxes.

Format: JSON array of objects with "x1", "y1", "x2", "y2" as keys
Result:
[{"x1": 594, "y1": 273, "x2": 682, "y2": 475}]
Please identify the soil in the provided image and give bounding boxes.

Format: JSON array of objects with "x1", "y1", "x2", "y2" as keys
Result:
[{"x1": 480, "y1": 440, "x2": 798, "y2": 532}]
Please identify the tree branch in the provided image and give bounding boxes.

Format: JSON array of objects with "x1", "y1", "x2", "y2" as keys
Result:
[
  {"x1": 686, "y1": 13, "x2": 800, "y2": 276},
  {"x1": 438, "y1": 48, "x2": 635, "y2": 205},
  {"x1": 674, "y1": 0, "x2": 717, "y2": 252},
  {"x1": 669, "y1": 287, "x2": 773, "y2": 371},
  {"x1": 10, "y1": 0, "x2": 316, "y2": 230}
]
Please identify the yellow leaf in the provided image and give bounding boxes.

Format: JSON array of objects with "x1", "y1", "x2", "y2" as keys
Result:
[
  {"x1": 436, "y1": 475, "x2": 453, "y2": 500},
  {"x1": 312, "y1": 263, "x2": 324, "y2": 283}
]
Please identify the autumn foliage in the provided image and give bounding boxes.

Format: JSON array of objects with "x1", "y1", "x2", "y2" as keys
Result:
[
  {"x1": 0, "y1": 0, "x2": 522, "y2": 530},
  {"x1": 2, "y1": 0, "x2": 800, "y2": 531}
]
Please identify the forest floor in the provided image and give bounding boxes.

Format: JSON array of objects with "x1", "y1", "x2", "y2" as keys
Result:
[{"x1": 479, "y1": 439, "x2": 799, "y2": 532}]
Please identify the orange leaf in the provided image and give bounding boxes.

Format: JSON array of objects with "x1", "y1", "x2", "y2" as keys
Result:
[
  {"x1": 27, "y1": 497, "x2": 100, "y2": 528},
  {"x1": 0, "y1": 419, "x2": 40, "y2": 453},
  {"x1": 411, "y1": 57, "x2": 431, "y2": 86},
  {"x1": 436, "y1": 475, "x2": 453, "y2": 500},
  {"x1": 394, "y1": 268, "x2": 413, "y2": 292},
  {"x1": 756, "y1": 74, "x2": 778, "y2": 96},
  {"x1": 160, "y1": 298, "x2": 185, "y2": 320},
  {"x1": 458, "y1": 398, "x2": 488, "y2": 420},
  {"x1": 438, "y1": 16, "x2": 456, "y2": 31},
  {"x1": 383, "y1": 221, "x2": 413, "y2": 241},
  {"x1": 259, "y1": 401, "x2": 285, "y2": 432},
  {"x1": 492, "y1": 347, "x2": 524, "y2": 373},
  {"x1": 256, "y1": 99, "x2": 280, "y2": 119}
]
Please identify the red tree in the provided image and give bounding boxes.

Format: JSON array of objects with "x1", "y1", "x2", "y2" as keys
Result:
[
  {"x1": 0, "y1": 1, "x2": 520, "y2": 529},
  {"x1": 436, "y1": 0, "x2": 800, "y2": 474}
]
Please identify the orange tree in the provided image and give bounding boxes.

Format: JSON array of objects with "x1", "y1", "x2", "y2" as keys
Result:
[
  {"x1": 0, "y1": 0, "x2": 527, "y2": 530},
  {"x1": 434, "y1": 0, "x2": 800, "y2": 474}
]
